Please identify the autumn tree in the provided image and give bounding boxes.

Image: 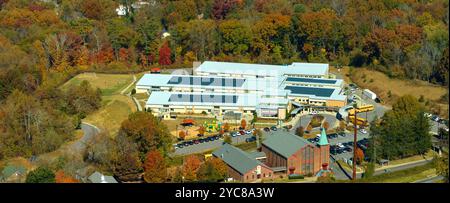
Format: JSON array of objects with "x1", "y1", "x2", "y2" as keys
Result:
[
  {"x1": 296, "y1": 126, "x2": 304, "y2": 137},
  {"x1": 212, "y1": 0, "x2": 237, "y2": 20},
  {"x1": 223, "y1": 123, "x2": 230, "y2": 132},
  {"x1": 197, "y1": 157, "x2": 228, "y2": 182},
  {"x1": 179, "y1": 131, "x2": 186, "y2": 140},
  {"x1": 223, "y1": 135, "x2": 232, "y2": 144},
  {"x1": 355, "y1": 147, "x2": 365, "y2": 165},
  {"x1": 240, "y1": 119, "x2": 246, "y2": 129},
  {"x1": 119, "y1": 111, "x2": 173, "y2": 160},
  {"x1": 183, "y1": 155, "x2": 202, "y2": 182},
  {"x1": 159, "y1": 41, "x2": 172, "y2": 66},
  {"x1": 143, "y1": 150, "x2": 167, "y2": 183},
  {"x1": 111, "y1": 134, "x2": 143, "y2": 182},
  {"x1": 55, "y1": 170, "x2": 79, "y2": 183}
]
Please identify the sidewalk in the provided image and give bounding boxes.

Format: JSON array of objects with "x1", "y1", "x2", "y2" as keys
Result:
[{"x1": 375, "y1": 158, "x2": 431, "y2": 172}]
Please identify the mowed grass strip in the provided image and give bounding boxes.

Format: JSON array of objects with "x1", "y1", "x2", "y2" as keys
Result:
[
  {"x1": 341, "y1": 162, "x2": 436, "y2": 183},
  {"x1": 61, "y1": 73, "x2": 134, "y2": 96}
]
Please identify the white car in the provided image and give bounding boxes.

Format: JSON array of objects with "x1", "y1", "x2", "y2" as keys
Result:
[
  {"x1": 245, "y1": 130, "x2": 252, "y2": 134},
  {"x1": 337, "y1": 143, "x2": 345, "y2": 148},
  {"x1": 310, "y1": 111, "x2": 318, "y2": 115},
  {"x1": 359, "y1": 129, "x2": 368, "y2": 134},
  {"x1": 424, "y1": 113, "x2": 432, "y2": 118}
]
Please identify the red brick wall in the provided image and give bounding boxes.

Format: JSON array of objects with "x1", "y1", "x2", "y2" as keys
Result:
[
  {"x1": 225, "y1": 163, "x2": 274, "y2": 183},
  {"x1": 263, "y1": 143, "x2": 331, "y2": 176},
  {"x1": 261, "y1": 145, "x2": 287, "y2": 167}
]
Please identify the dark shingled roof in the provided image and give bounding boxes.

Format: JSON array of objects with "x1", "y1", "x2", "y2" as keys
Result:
[
  {"x1": 213, "y1": 144, "x2": 264, "y2": 175},
  {"x1": 262, "y1": 131, "x2": 312, "y2": 158}
]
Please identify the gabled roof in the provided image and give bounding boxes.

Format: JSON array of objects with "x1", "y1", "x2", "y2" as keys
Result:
[
  {"x1": 213, "y1": 144, "x2": 266, "y2": 175},
  {"x1": 1, "y1": 165, "x2": 27, "y2": 179},
  {"x1": 88, "y1": 171, "x2": 118, "y2": 183},
  {"x1": 262, "y1": 131, "x2": 312, "y2": 158}
]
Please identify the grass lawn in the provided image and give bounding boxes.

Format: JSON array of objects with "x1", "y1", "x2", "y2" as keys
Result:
[
  {"x1": 376, "y1": 151, "x2": 435, "y2": 169},
  {"x1": 61, "y1": 73, "x2": 134, "y2": 96},
  {"x1": 84, "y1": 95, "x2": 136, "y2": 137},
  {"x1": 350, "y1": 162, "x2": 436, "y2": 183},
  {"x1": 235, "y1": 142, "x2": 258, "y2": 152},
  {"x1": 61, "y1": 73, "x2": 138, "y2": 137}
]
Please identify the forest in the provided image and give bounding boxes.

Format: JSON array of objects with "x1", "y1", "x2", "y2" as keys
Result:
[{"x1": 0, "y1": 0, "x2": 448, "y2": 182}]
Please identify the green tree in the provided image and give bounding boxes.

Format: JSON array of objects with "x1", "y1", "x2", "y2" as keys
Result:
[{"x1": 26, "y1": 167, "x2": 55, "y2": 183}]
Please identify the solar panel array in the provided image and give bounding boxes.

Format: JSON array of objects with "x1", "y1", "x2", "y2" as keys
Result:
[
  {"x1": 169, "y1": 94, "x2": 239, "y2": 104},
  {"x1": 167, "y1": 76, "x2": 246, "y2": 87},
  {"x1": 286, "y1": 77, "x2": 337, "y2": 84},
  {"x1": 284, "y1": 86, "x2": 335, "y2": 97}
]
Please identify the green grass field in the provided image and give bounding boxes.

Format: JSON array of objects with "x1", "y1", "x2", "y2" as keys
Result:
[{"x1": 61, "y1": 73, "x2": 134, "y2": 96}]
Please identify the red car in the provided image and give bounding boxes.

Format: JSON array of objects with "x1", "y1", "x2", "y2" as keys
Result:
[
  {"x1": 239, "y1": 130, "x2": 245, "y2": 135},
  {"x1": 193, "y1": 140, "x2": 200, "y2": 144}
]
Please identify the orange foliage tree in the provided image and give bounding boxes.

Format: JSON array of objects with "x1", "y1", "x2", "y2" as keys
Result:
[
  {"x1": 182, "y1": 155, "x2": 202, "y2": 182},
  {"x1": 143, "y1": 150, "x2": 167, "y2": 183},
  {"x1": 240, "y1": 119, "x2": 247, "y2": 129},
  {"x1": 355, "y1": 147, "x2": 365, "y2": 165},
  {"x1": 55, "y1": 170, "x2": 78, "y2": 183},
  {"x1": 178, "y1": 131, "x2": 186, "y2": 140}
]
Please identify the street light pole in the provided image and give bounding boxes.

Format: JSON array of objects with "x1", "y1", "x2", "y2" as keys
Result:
[{"x1": 353, "y1": 105, "x2": 358, "y2": 181}]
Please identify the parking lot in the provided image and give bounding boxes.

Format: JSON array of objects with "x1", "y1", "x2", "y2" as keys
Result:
[
  {"x1": 172, "y1": 127, "x2": 279, "y2": 156},
  {"x1": 305, "y1": 130, "x2": 371, "y2": 163}
]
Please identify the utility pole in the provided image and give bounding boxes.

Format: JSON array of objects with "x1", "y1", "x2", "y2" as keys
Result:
[{"x1": 353, "y1": 104, "x2": 358, "y2": 181}]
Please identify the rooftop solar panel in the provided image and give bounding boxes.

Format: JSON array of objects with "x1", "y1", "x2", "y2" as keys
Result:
[
  {"x1": 167, "y1": 76, "x2": 246, "y2": 87},
  {"x1": 284, "y1": 86, "x2": 335, "y2": 97},
  {"x1": 285, "y1": 77, "x2": 337, "y2": 84},
  {"x1": 169, "y1": 94, "x2": 238, "y2": 103}
]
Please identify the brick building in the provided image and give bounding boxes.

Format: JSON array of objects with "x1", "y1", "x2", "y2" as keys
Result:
[
  {"x1": 212, "y1": 144, "x2": 274, "y2": 183},
  {"x1": 261, "y1": 129, "x2": 330, "y2": 176}
]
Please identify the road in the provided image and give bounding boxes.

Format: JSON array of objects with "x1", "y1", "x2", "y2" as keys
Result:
[{"x1": 69, "y1": 123, "x2": 100, "y2": 153}]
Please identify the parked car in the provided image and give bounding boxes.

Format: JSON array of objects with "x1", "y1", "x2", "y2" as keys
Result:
[
  {"x1": 263, "y1": 127, "x2": 270, "y2": 132},
  {"x1": 337, "y1": 143, "x2": 345, "y2": 148},
  {"x1": 339, "y1": 132, "x2": 346, "y2": 137},
  {"x1": 183, "y1": 142, "x2": 189, "y2": 147},
  {"x1": 197, "y1": 134, "x2": 204, "y2": 137},
  {"x1": 307, "y1": 138, "x2": 315, "y2": 143},
  {"x1": 239, "y1": 130, "x2": 245, "y2": 135},
  {"x1": 245, "y1": 136, "x2": 257, "y2": 142},
  {"x1": 245, "y1": 130, "x2": 252, "y2": 134},
  {"x1": 214, "y1": 136, "x2": 220, "y2": 140},
  {"x1": 207, "y1": 136, "x2": 215, "y2": 141},
  {"x1": 345, "y1": 146, "x2": 353, "y2": 152},
  {"x1": 188, "y1": 141, "x2": 194, "y2": 145},
  {"x1": 270, "y1": 126, "x2": 278, "y2": 131},
  {"x1": 359, "y1": 129, "x2": 367, "y2": 134},
  {"x1": 176, "y1": 144, "x2": 183, "y2": 149},
  {"x1": 431, "y1": 115, "x2": 440, "y2": 122},
  {"x1": 194, "y1": 140, "x2": 200, "y2": 144},
  {"x1": 199, "y1": 139, "x2": 205, "y2": 143},
  {"x1": 310, "y1": 111, "x2": 318, "y2": 115}
]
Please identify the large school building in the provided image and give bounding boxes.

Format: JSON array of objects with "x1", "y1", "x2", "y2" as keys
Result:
[{"x1": 136, "y1": 61, "x2": 346, "y2": 120}]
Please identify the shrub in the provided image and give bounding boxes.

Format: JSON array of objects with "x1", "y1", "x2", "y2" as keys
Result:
[
  {"x1": 288, "y1": 174, "x2": 304, "y2": 180},
  {"x1": 26, "y1": 167, "x2": 55, "y2": 183}
]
